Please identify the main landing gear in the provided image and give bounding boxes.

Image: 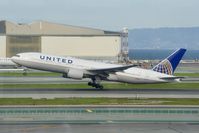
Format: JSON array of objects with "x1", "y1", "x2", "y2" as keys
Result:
[{"x1": 88, "y1": 77, "x2": 103, "y2": 89}]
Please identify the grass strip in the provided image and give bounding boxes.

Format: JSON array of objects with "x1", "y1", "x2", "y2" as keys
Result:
[
  {"x1": 174, "y1": 73, "x2": 199, "y2": 77},
  {"x1": 0, "y1": 98, "x2": 198, "y2": 105},
  {"x1": 0, "y1": 83, "x2": 199, "y2": 89}
]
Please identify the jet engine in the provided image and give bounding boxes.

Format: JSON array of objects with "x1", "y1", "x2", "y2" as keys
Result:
[{"x1": 63, "y1": 68, "x2": 84, "y2": 79}]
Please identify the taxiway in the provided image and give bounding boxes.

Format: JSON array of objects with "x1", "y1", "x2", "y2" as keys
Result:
[
  {"x1": 0, "y1": 76, "x2": 199, "y2": 84},
  {"x1": 0, "y1": 88, "x2": 199, "y2": 98},
  {"x1": 0, "y1": 106, "x2": 199, "y2": 133}
]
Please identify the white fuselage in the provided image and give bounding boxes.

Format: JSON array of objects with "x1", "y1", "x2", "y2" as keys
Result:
[{"x1": 11, "y1": 53, "x2": 177, "y2": 84}]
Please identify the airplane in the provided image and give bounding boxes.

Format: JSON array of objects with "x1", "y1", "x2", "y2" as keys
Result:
[{"x1": 11, "y1": 48, "x2": 186, "y2": 89}]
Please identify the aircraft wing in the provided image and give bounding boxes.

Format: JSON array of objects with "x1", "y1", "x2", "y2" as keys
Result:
[{"x1": 88, "y1": 64, "x2": 137, "y2": 76}]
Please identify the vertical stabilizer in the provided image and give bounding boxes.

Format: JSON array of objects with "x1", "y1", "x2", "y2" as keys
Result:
[{"x1": 152, "y1": 48, "x2": 186, "y2": 75}]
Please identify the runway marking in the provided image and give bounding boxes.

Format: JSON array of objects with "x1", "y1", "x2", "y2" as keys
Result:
[{"x1": 86, "y1": 109, "x2": 93, "y2": 113}]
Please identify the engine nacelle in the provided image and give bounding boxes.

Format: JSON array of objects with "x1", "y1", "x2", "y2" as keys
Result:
[{"x1": 63, "y1": 68, "x2": 84, "y2": 79}]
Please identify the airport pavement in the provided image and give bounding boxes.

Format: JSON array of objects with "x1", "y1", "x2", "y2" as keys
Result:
[
  {"x1": 0, "y1": 89, "x2": 199, "y2": 98},
  {"x1": 0, "y1": 107, "x2": 199, "y2": 133},
  {"x1": 0, "y1": 107, "x2": 199, "y2": 123},
  {"x1": 0, "y1": 123, "x2": 199, "y2": 133},
  {"x1": 0, "y1": 76, "x2": 199, "y2": 84},
  {"x1": 0, "y1": 75, "x2": 199, "y2": 132},
  {"x1": 0, "y1": 77, "x2": 89, "y2": 84},
  {"x1": 0, "y1": 76, "x2": 199, "y2": 98}
]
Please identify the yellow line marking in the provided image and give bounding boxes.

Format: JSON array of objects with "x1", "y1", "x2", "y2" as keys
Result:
[{"x1": 86, "y1": 109, "x2": 93, "y2": 113}]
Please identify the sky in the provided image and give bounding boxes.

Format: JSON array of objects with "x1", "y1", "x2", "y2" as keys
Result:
[{"x1": 0, "y1": 0, "x2": 199, "y2": 30}]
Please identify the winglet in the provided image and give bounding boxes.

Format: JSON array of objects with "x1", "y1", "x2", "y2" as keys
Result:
[{"x1": 152, "y1": 48, "x2": 186, "y2": 75}]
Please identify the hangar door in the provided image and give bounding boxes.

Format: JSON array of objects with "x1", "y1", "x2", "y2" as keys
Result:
[
  {"x1": 6, "y1": 36, "x2": 41, "y2": 57},
  {"x1": 41, "y1": 36, "x2": 121, "y2": 57}
]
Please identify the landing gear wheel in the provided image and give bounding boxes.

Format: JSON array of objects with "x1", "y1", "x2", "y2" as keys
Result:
[
  {"x1": 98, "y1": 85, "x2": 103, "y2": 89},
  {"x1": 94, "y1": 84, "x2": 103, "y2": 89},
  {"x1": 88, "y1": 79, "x2": 104, "y2": 90},
  {"x1": 88, "y1": 82, "x2": 92, "y2": 86},
  {"x1": 88, "y1": 76, "x2": 104, "y2": 89}
]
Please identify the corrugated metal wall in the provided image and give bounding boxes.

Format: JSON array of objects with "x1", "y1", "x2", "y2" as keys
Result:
[
  {"x1": 0, "y1": 36, "x2": 6, "y2": 57},
  {"x1": 41, "y1": 36, "x2": 121, "y2": 58}
]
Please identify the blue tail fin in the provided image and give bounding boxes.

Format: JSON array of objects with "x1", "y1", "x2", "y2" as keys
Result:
[{"x1": 152, "y1": 48, "x2": 186, "y2": 75}]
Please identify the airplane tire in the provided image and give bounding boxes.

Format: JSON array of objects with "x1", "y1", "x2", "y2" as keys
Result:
[
  {"x1": 99, "y1": 85, "x2": 103, "y2": 89},
  {"x1": 95, "y1": 84, "x2": 103, "y2": 89},
  {"x1": 95, "y1": 84, "x2": 99, "y2": 88},
  {"x1": 88, "y1": 82, "x2": 103, "y2": 89},
  {"x1": 88, "y1": 82, "x2": 92, "y2": 86}
]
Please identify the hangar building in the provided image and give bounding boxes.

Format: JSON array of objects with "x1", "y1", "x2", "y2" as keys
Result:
[{"x1": 0, "y1": 21, "x2": 128, "y2": 62}]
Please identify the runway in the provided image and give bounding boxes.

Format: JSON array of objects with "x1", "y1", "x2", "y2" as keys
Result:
[
  {"x1": 0, "y1": 106, "x2": 199, "y2": 133},
  {"x1": 0, "y1": 76, "x2": 199, "y2": 98},
  {"x1": 1, "y1": 76, "x2": 199, "y2": 132},
  {"x1": 0, "y1": 77, "x2": 89, "y2": 84},
  {"x1": 0, "y1": 123, "x2": 199, "y2": 133},
  {"x1": 0, "y1": 106, "x2": 199, "y2": 123},
  {"x1": 0, "y1": 76, "x2": 199, "y2": 84},
  {"x1": 0, "y1": 88, "x2": 199, "y2": 98}
]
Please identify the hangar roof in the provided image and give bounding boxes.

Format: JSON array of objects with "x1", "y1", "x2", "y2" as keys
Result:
[{"x1": 0, "y1": 20, "x2": 121, "y2": 36}]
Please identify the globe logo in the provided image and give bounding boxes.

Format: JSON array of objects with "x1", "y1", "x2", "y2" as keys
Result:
[{"x1": 153, "y1": 59, "x2": 173, "y2": 75}]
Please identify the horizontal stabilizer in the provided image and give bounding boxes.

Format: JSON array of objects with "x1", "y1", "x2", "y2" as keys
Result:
[{"x1": 160, "y1": 76, "x2": 185, "y2": 80}]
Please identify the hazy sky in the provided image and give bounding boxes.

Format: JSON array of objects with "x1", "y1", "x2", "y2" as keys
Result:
[{"x1": 0, "y1": 0, "x2": 199, "y2": 30}]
